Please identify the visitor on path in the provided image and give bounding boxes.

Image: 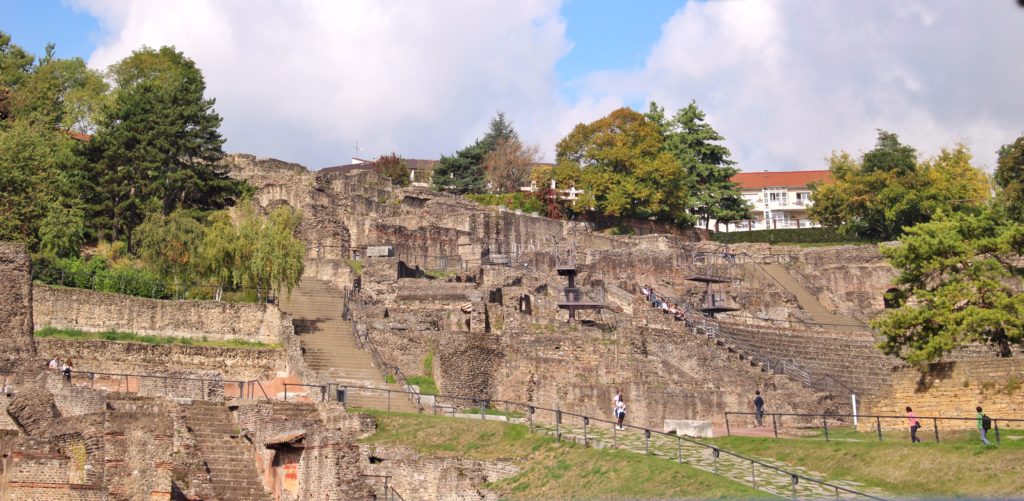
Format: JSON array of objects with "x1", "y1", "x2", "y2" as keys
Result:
[
  {"x1": 615, "y1": 399, "x2": 627, "y2": 430},
  {"x1": 641, "y1": 285, "x2": 651, "y2": 299},
  {"x1": 613, "y1": 389, "x2": 623, "y2": 413},
  {"x1": 61, "y1": 358, "x2": 73, "y2": 383},
  {"x1": 977, "y1": 406, "x2": 992, "y2": 445},
  {"x1": 753, "y1": 391, "x2": 765, "y2": 427},
  {"x1": 48, "y1": 357, "x2": 59, "y2": 370},
  {"x1": 906, "y1": 406, "x2": 921, "y2": 443}
]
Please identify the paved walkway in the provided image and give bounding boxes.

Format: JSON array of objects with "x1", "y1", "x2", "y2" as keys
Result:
[{"x1": 533, "y1": 421, "x2": 887, "y2": 499}]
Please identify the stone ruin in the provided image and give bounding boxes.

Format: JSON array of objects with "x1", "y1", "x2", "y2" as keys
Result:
[{"x1": 2, "y1": 154, "x2": 1019, "y2": 500}]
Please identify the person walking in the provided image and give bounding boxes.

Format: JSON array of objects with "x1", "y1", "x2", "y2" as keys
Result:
[
  {"x1": 977, "y1": 406, "x2": 992, "y2": 445},
  {"x1": 615, "y1": 399, "x2": 627, "y2": 430},
  {"x1": 906, "y1": 406, "x2": 921, "y2": 443},
  {"x1": 613, "y1": 390, "x2": 623, "y2": 415},
  {"x1": 753, "y1": 391, "x2": 765, "y2": 427},
  {"x1": 61, "y1": 358, "x2": 73, "y2": 383}
]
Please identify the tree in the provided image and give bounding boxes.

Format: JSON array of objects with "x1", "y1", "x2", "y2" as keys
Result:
[
  {"x1": 196, "y1": 210, "x2": 241, "y2": 300},
  {"x1": 82, "y1": 46, "x2": 243, "y2": 245},
  {"x1": 873, "y1": 208, "x2": 1024, "y2": 365},
  {"x1": 0, "y1": 118, "x2": 84, "y2": 247},
  {"x1": 432, "y1": 112, "x2": 520, "y2": 194},
  {"x1": 484, "y1": 136, "x2": 540, "y2": 193},
  {"x1": 654, "y1": 100, "x2": 748, "y2": 228},
  {"x1": 373, "y1": 153, "x2": 411, "y2": 187},
  {"x1": 432, "y1": 142, "x2": 488, "y2": 194},
  {"x1": 134, "y1": 210, "x2": 205, "y2": 286},
  {"x1": 996, "y1": 135, "x2": 1024, "y2": 221},
  {"x1": 810, "y1": 131, "x2": 989, "y2": 240},
  {"x1": 0, "y1": 32, "x2": 34, "y2": 122},
  {"x1": 38, "y1": 202, "x2": 85, "y2": 258},
  {"x1": 555, "y1": 107, "x2": 693, "y2": 224},
  {"x1": 245, "y1": 205, "x2": 305, "y2": 299}
]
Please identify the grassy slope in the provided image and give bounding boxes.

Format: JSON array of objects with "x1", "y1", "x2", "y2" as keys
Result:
[
  {"x1": 705, "y1": 429, "x2": 1024, "y2": 497},
  {"x1": 34, "y1": 326, "x2": 280, "y2": 350},
  {"x1": 359, "y1": 410, "x2": 770, "y2": 500}
]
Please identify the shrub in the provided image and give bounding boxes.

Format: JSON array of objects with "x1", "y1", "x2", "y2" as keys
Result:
[{"x1": 709, "y1": 227, "x2": 872, "y2": 245}]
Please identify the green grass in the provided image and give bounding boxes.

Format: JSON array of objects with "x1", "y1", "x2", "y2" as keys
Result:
[
  {"x1": 704, "y1": 428, "x2": 1024, "y2": 497},
  {"x1": 424, "y1": 270, "x2": 456, "y2": 280},
  {"x1": 406, "y1": 375, "x2": 438, "y2": 395},
  {"x1": 34, "y1": 326, "x2": 280, "y2": 350},
  {"x1": 359, "y1": 410, "x2": 769, "y2": 500},
  {"x1": 344, "y1": 259, "x2": 363, "y2": 275},
  {"x1": 385, "y1": 374, "x2": 396, "y2": 384}
]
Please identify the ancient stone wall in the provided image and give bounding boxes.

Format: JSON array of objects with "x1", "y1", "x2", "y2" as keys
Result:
[
  {"x1": 36, "y1": 338, "x2": 286, "y2": 380},
  {"x1": 33, "y1": 285, "x2": 285, "y2": 344},
  {"x1": 0, "y1": 242, "x2": 34, "y2": 364},
  {"x1": 863, "y1": 358, "x2": 1024, "y2": 430},
  {"x1": 361, "y1": 444, "x2": 518, "y2": 501}
]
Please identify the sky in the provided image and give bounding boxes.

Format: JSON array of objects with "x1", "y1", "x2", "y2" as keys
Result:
[{"x1": 4, "y1": 0, "x2": 1023, "y2": 172}]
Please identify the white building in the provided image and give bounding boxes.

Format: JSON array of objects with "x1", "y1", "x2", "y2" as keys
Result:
[{"x1": 716, "y1": 170, "x2": 833, "y2": 231}]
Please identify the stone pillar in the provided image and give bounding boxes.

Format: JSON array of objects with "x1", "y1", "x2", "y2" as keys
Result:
[{"x1": 0, "y1": 242, "x2": 35, "y2": 360}]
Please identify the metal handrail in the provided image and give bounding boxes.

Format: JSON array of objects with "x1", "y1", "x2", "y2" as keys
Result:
[
  {"x1": 725, "y1": 410, "x2": 1022, "y2": 444},
  {"x1": 642, "y1": 288, "x2": 862, "y2": 401},
  {"x1": 346, "y1": 288, "x2": 423, "y2": 412},
  {"x1": 332, "y1": 383, "x2": 885, "y2": 500}
]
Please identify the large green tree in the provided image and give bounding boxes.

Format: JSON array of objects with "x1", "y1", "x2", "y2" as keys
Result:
[
  {"x1": 996, "y1": 135, "x2": 1024, "y2": 221},
  {"x1": 873, "y1": 208, "x2": 1024, "y2": 364},
  {"x1": 432, "y1": 112, "x2": 519, "y2": 194},
  {"x1": 82, "y1": 46, "x2": 243, "y2": 245},
  {"x1": 810, "y1": 131, "x2": 989, "y2": 240},
  {"x1": 647, "y1": 101, "x2": 748, "y2": 228},
  {"x1": 555, "y1": 107, "x2": 692, "y2": 224}
]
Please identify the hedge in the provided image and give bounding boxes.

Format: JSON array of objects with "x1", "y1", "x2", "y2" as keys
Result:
[{"x1": 709, "y1": 227, "x2": 872, "y2": 245}]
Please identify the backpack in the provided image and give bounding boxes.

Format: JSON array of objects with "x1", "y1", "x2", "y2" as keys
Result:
[{"x1": 982, "y1": 414, "x2": 992, "y2": 431}]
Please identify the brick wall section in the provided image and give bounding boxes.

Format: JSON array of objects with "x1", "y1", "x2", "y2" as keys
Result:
[
  {"x1": 36, "y1": 338, "x2": 286, "y2": 380},
  {"x1": 361, "y1": 444, "x2": 518, "y2": 501},
  {"x1": 33, "y1": 285, "x2": 284, "y2": 344},
  {"x1": 0, "y1": 242, "x2": 34, "y2": 363},
  {"x1": 863, "y1": 358, "x2": 1024, "y2": 430}
]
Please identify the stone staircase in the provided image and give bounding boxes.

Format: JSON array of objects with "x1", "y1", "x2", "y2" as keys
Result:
[
  {"x1": 279, "y1": 277, "x2": 419, "y2": 412},
  {"x1": 185, "y1": 401, "x2": 270, "y2": 501},
  {"x1": 759, "y1": 263, "x2": 864, "y2": 331},
  {"x1": 534, "y1": 422, "x2": 886, "y2": 499}
]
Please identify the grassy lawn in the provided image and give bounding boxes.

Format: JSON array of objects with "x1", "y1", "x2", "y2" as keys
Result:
[
  {"x1": 704, "y1": 428, "x2": 1024, "y2": 497},
  {"x1": 359, "y1": 410, "x2": 770, "y2": 500},
  {"x1": 34, "y1": 326, "x2": 280, "y2": 350}
]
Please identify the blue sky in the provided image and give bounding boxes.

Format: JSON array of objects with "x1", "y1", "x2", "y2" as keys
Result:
[
  {"x1": 3, "y1": 1, "x2": 1022, "y2": 172},
  {"x1": 4, "y1": 0, "x2": 98, "y2": 60}
]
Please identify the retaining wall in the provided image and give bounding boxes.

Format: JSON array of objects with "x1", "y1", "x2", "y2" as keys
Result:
[{"x1": 33, "y1": 285, "x2": 284, "y2": 344}]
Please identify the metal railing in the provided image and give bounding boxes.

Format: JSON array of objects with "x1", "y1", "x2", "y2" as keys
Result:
[
  {"x1": 9, "y1": 369, "x2": 272, "y2": 401},
  {"x1": 360, "y1": 474, "x2": 405, "y2": 501},
  {"x1": 347, "y1": 289, "x2": 423, "y2": 412},
  {"x1": 641, "y1": 288, "x2": 862, "y2": 403},
  {"x1": 724, "y1": 411, "x2": 1024, "y2": 444},
  {"x1": 324, "y1": 384, "x2": 884, "y2": 500},
  {"x1": 7, "y1": 367, "x2": 882, "y2": 498}
]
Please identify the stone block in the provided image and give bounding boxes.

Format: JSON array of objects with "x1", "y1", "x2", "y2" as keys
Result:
[
  {"x1": 664, "y1": 419, "x2": 714, "y2": 438},
  {"x1": 366, "y1": 245, "x2": 394, "y2": 257}
]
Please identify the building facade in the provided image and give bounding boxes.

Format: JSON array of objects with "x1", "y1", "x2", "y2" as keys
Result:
[{"x1": 716, "y1": 170, "x2": 833, "y2": 231}]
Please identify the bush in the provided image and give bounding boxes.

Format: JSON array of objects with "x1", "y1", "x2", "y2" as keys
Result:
[
  {"x1": 466, "y1": 192, "x2": 546, "y2": 215},
  {"x1": 32, "y1": 255, "x2": 169, "y2": 298},
  {"x1": 709, "y1": 227, "x2": 872, "y2": 245}
]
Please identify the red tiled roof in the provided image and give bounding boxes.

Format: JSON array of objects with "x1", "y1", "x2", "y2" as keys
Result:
[
  {"x1": 730, "y1": 170, "x2": 833, "y2": 190},
  {"x1": 66, "y1": 131, "x2": 92, "y2": 142}
]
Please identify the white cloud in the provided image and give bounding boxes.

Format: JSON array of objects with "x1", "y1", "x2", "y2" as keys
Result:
[
  {"x1": 579, "y1": 0, "x2": 1024, "y2": 171},
  {"x1": 73, "y1": 0, "x2": 573, "y2": 168},
  {"x1": 73, "y1": 0, "x2": 1024, "y2": 172}
]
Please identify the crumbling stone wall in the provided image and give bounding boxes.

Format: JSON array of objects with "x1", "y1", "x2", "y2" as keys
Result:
[
  {"x1": 862, "y1": 358, "x2": 1024, "y2": 430},
  {"x1": 36, "y1": 338, "x2": 286, "y2": 381},
  {"x1": 33, "y1": 285, "x2": 285, "y2": 344},
  {"x1": 361, "y1": 444, "x2": 518, "y2": 501},
  {"x1": 0, "y1": 242, "x2": 34, "y2": 364}
]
